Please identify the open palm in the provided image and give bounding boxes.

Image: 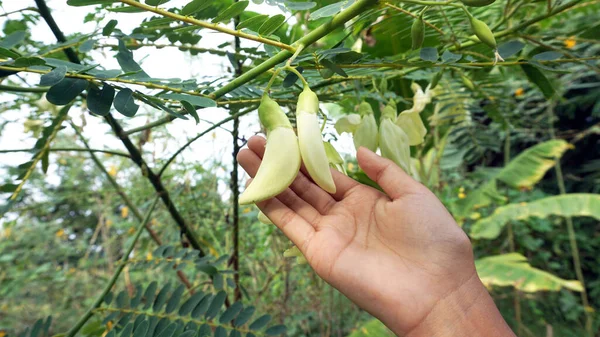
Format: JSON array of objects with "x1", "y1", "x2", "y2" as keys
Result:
[{"x1": 238, "y1": 136, "x2": 479, "y2": 335}]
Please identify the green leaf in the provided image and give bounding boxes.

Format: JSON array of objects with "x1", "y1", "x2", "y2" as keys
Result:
[
  {"x1": 419, "y1": 47, "x2": 438, "y2": 62},
  {"x1": 249, "y1": 314, "x2": 271, "y2": 330},
  {"x1": 160, "y1": 93, "x2": 216, "y2": 107},
  {"x1": 178, "y1": 292, "x2": 205, "y2": 316},
  {"x1": 347, "y1": 319, "x2": 393, "y2": 337},
  {"x1": 470, "y1": 194, "x2": 600, "y2": 239},
  {"x1": 236, "y1": 15, "x2": 269, "y2": 31},
  {"x1": 179, "y1": 331, "x2": 195, "y2": 337},
  {"x1": 142, "y1": 281, "x2": 158, "y2": 309},
  {"x1": 0, "y1": 184, "x2": 19, "y2": 193},
  {"x1": 41, "y1": 149, "x2": 49, "y2": 174},
  {"x1": 309, "y1": 1, "x2": 349, "y2": 20},
  {"x1": 153, "y1": 283, "x2": 172, "y2": 312},
  {"x1": 258, "y1": 15, "x2": 285, "y2": 36},
  {"x1": 285, "y1": 1, "x2": 316, "y2": 10},
  {"x1": 205, "y1": 291, "x2": 227, "y2": 320},
  {"x1": 116, "y1": 40, "x2": 149, "y2": 79},
  {"x1": 475, "y1": 253, "x2": 583, "y2": 292},
  {"x1": 165, "y1": 285, "x2": 185, "y2": 314},
  {"x1": 116, "y1": 290, "x2": 129, "y2": 308},
  {"x1": 46, "y1": 78, "x2": 88, "y2": 105},
  {"x1": 198, "y1": 324, "x2": 211, "y2": 337},
  {"x1": 181, "y1": 101, "x2": 200, "y2": 124},
  {"x1": 212, "y1": 1, "x2": 249, "y2": 24},
  {"x1": 0, "y1": 46, "x2": 21, "y2": 59},
  {"x1": 14, "y1": 57, "x2": 46, "y2": 67},
  {"x1": 103, "y1": 292, "x2": 113, "y2": 305},
  {"x1": 520, "y1": 63, "x2": 555, "y2": 99},
  {"x1": 441, "y1": 50, "x2": 461, "y2": 63},
  {"x1": 130, "y1": 285, "x2": 144, "y2": 308},
  {"x1": 42, "y1": 317, "x2": 52, "y2": 337},
  {"x1": 454, "y1": 179, "x2": 506, "y2": 219},
  {"x1": 213, "y1": 273, "x2": 224, "y2": 290},
  {"x1": 79, "y1": 39, "x2": 95, "y2": 53},
  {"x1": 121, "y1": 323, "x2": 134, "y2": 337},
  {"x1": 40, "y1": 66, "x2": 67, "y2": 86},
  {"x1": 282, "y1": 67, "x2": 302, "y2": 88},
  {"x1": 191, "y1": 294, "x2": 213, "y2": 318},
  {"x1": 132, "y1": 320, "x2": 149, "y2": 337},
  {"x1": 67, "y1": 0, "x2": 116, "y2": 6},
  {"x1": 103, "y1": 20, "x2": 119, "y2": 36},
  {"x1": 214, "y1": 327, "x2": 226, "y2": 337},
  {"x1": 219, "y1": 301, "x2": 243, "y2": 324},
  {"x1": 497, "y1": 40, "x2": 524, "y2": 59},
  {"x1": 182, "y1": 0, "x2": 214, "y2": 16},
  {"x1": 30, "y1": 319, "x2": 43, "y2": 337},
  {"x1": 320, "y1": 59, "x2": 347, "y2": 77},
  {"x1": 234, "y1": 306, "x2": 255, "y2": 327},
  {"x1": 87, "y1": 84, "x2": 115, "y2": 116},
  {"x1": 0, "y1": 30, "x2": 26, "y2": 49},
  {"x1": 114, "y1": 88, "x2": 139, "y2": 117},
  {"x1": 155, "y1": 322, "x2": 178, "y2": 337},
  {"x1": 264, "y1": 325, "x2": 286, "y2": 336},
  {"x1": 532, "y1": 51, "x2": 562, "y2": 61},
  {"x1": 145, "y1": 0, "x2": 171, "y2": 5},
  {"x1": 496, "y1": 140, "x2": 572, "y2": 189}
]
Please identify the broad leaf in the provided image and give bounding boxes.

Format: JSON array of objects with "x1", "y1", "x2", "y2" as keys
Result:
[
  {"x1": 475, "y1": 253, "x2": 583, "y2": 292},
  {"x1": 39, "y1": 66, "x2": 67, "y2": 86},
  {"x1": 87, "y1": 84, "x2": 115, "y2": 116},
  {"x1": 46, "y1": 78, "x2": 88, "y2": 105},
  {"x1": 496, "y1": 140, "x2": 572, "y2": 189},
  {"x1": 470, "y1": 194, "x2": 600, "y2": 239},
  {"x1": 114, "y1": 88, "x2": 139, "y2": 117}
]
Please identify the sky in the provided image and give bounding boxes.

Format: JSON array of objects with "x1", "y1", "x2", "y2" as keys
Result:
[{"x1": 0, "y1": 0, "x2": 356, "y2": 212}]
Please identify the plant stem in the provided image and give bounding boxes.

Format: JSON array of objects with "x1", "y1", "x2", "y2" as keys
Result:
[
  {"x1": 0, "y1": 147, "x2": 130, "y2": 158},
  {"x1": 64, "y1": 195, "x2": 160, "y2": 337},
  {"x1": 0, "y1": 84, "x2": 48, "y2": 92},
  {"x1": 547, "y1": 102, "x2": 593, "y2": 336},
  {"x1": 117, "y1": 0, "x2": 294, "y2": 51},
  {"x1": 208, "y1": 0, "x2": 379, "y2": 99}
]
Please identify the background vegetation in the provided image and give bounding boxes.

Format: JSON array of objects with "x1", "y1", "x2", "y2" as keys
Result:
[{"x1": 0, "y1": 0, "x2": 599, "y2": 336}]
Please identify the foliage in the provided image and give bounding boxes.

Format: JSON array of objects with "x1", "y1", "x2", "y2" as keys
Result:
[{"x1": 0, "y1": 0, "x2": 599, "y2": 336}]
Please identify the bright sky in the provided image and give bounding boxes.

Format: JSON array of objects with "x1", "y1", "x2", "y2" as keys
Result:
[{"x1": 0, "y1": 0, "x2": 356, "y2": 211}]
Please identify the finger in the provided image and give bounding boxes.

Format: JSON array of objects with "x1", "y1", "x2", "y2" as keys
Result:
[
  {"x1": 238, "y1": 147, "x2": 322, "y2": 223},
  {"x1": 256, "y1": 197, "x2": 315, "y2": 248},
  {"x1": 247, "y1": 135, "x2": 338, "y2": 213},
  {"x1": 329, "y1": 168, "x2": 360, "y2": 201},
  {"x1": 357, "y1": 147, "x2": 421, "y2": 200}
]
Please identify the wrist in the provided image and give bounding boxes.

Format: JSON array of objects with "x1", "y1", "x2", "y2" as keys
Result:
[{"x1": 402, "y1": 272, "x2": 515, "y2": 337}]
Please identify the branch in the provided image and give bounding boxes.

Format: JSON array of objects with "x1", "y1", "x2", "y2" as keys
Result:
[
  {"x1": 117, "y1": 0, "x2": 294, "y2": 52},
  {"x1": 70, "y1": 121, "x2": 194, "y2": 291},
  {"x1": 208, "y1": 0, "x2": 379, "y2": 99},
  {"x1": 33, "y1": 0, "x2": 80, "y2": 64},
  {"x1": 104, "y1": 114, "x2": 206, "y2": 256},
  {"x1": 64, "y1": 195, "x2": 161, "y2": 337},
  {"x1": 0, "y1": 147, "x2": 131, "y2": 158},
  {"x1": 158, "y1": 107, "x2": 256, "y2": 177}
]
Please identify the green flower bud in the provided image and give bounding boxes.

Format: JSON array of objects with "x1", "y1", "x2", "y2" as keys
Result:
[
  {"x1": 258, "y1": 95, "x2": 293, "y2": 131},
  {"x1": 396, "y1": 111, "x2": 426, "y2": 146},
  {"x1": 468, "y1": 14, "x2": 497, "y2": 49},
  {"x1": 461, "y1": 0, "x2": 496, "y2": 7},
  {"x1": 257, "y1": 211, "x2": 272, "y2": 224},
  {"x1": 353, "y1": 102, "x2": 378, "y2": 152},
  {"x1": 461, "y1": 74, "x2": 476, "y2": 91},
  {"x1": 430, "y1": 71, "x2": 443, "y2": 90},
  {"x1": 411, "y1": 16, "x2": 425, "y2": 50},
  {"x1": 379, "y1": 104, "x2": 412, "y2": 174},
  {"x1": 283, "y1": 246, "x2": 308, "y2": 265}
]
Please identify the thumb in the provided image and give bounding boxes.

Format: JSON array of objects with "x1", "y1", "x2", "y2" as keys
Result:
[{"x1": 357, "y1": 147, "x2": 420, "y2": 199}]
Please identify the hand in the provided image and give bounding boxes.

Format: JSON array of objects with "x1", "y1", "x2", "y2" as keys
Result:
[{"x1": 238, "y1": 136, "x2": 514, "y2": 337}]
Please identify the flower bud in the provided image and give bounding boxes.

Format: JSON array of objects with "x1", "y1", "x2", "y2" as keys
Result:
[
  {"x1": 379, "y1": 104, "x2": 412, "y2": 174},
  {"x1": 323, "y1": 141, "x2": 347, "y2": 174},
  {"x1": 411, "y1": 15, "x2": 425, "y2": 50},
  {"x1": 257, "y1": 211, "x2": 273, "y2": 224},
  {"x1": 396, "y1": 111, "x2": 426, "y2": 146},
  {"x1": 461, "y1": 0, "x2": 496, "y2": 7},
  {"x1": 467, "y1": 14, "x2": 497, "y2": 49},
  {"x1": 430, "y1": 71, "x2": 443, "y2": 90},
  {"x1": 353, "y1": 102, "x2": 378, "y2": 152},
  {"x1": 334, "y1": 113, "x2": 361, "y2": 134}
]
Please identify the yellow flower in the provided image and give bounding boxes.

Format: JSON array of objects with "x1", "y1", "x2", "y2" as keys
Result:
[
  {"x1": 151, "y1": 218, "x2": 157, "y2": 226},
  {"x1": 1, "y1": 228, "x2": 11, "y2": 238},
  {"x1": 59, "y1": 158, "x2": 67, "y2": 165},
  {"x1": 55, "y1": 229, "x2": 66, "y2": 239},
  {"x1": 242, "y1": 207, "x2": 252, "y2": 214},
  {"x1": 0, "y1": 331, "x2": 6, "y2": 337},
  {"x1": 459, "y1": 186, "x2": 465, "y2": 193},
  {"x1": 520, "y1": 202, "x2": 527, "y2": 206},
  {"x1": 458, "y1": 192, "x2": 467, "y2": 199},
  {"x1": 108, "y1": 165, "x2": 118, "y2": 177},
  {"x1": 106, "y1": 219, "x2": 113, "y2": 227},
  {"x1": 564, "y1": 37, "x2": 576, "y2": 49},
  {"x1": 202, "y1": 193, "x2": 207, "y2": 197},
  {"x1": 469, "y1": 212, "x2": 481, "y2": 220},
  {"x1": 121, "y1": 206, "x2": 129, "y2": 218},
  {"x1": 515, "y1": 88, "x2": 524, "y2": 97},
  {"x1": 347, "y1": 162, "x2": 355, "y2": 171},
  {"x1": 68, "y1": 268, "x2": 76, "y2": 274},
  {"x1": 212, "y1": 132, "x2": 217, "y2": 139},
  {"x1": 146, "y1": 252, "x2": 153, "y2": 261},
  {"x1": 127, "y1": 227, "x2": 135, "y2": 235}
]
